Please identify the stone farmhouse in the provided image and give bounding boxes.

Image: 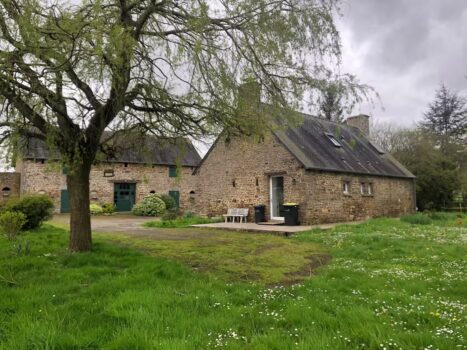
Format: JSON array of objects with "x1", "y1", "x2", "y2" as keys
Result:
[
  {"x1": 191, "y1": 113, "x2": 416, "y2": 224},
  {"x1": 0, "y1": 107, "x2": 416, "y2": 224},
  {"x1": 8, "y1": 134, "x2": 201, "y2": 213}
]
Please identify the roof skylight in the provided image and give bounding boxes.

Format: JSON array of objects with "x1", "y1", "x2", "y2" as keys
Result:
[{"x1": 325, "y1": 133, "x2": 342, "y2": 147}]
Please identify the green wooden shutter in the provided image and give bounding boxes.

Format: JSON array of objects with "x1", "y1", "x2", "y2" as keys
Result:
[
  {"x1": 169, "y1": 166, "x2": 177, "y2": 178},
  {"x1": 60, "y1": 189, "x2": 70, "y2": 213},
  {"x1": 168, "y1": 191, "x2": 180, "y2": 208}
]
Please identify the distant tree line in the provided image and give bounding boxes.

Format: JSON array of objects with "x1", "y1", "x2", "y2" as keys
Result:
[{"x1": 372, "y1": 85, "x2": 467, "y2": 211}]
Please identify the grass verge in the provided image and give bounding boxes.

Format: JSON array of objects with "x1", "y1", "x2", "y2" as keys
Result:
[
  {"x1": 401, "y1": 211, "x2": 466, "y2": 227},
  {"x1": 144, "y1": 215, "x2": 222, "y2": 228}
]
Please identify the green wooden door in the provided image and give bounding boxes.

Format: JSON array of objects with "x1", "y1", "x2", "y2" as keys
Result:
[
  {"x1": 169, "y1": 190, "x2": 180, "y2": 208},
  {"x1": 60, "y1": 189, "x2": 70, "y2": 213},
  {"x1": 114, "y1": 183, "x2": 136, "y2": 212}
]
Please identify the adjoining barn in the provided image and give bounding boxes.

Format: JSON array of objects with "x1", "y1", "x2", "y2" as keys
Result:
[
  {"x1": 191, "y1": 113, "x2": 416, "y2": 224},
  {"x1": 14, "y1": 134, "x2": 201, "y2": 213}
]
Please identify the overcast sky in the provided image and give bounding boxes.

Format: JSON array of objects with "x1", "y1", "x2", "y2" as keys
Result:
[{"x1": 336, "y1": 0, "x2": 467, "y2": 127}]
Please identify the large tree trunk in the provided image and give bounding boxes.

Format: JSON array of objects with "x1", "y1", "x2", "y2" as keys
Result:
[{"x1": 67, "y1": 162, "x2": 93, "y2": 252}]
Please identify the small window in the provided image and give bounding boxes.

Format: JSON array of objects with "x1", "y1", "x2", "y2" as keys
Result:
[
  {"x1": 169, "y1": 166, "x2": 177, "y2": 177},
  {"x1": 325, "y1": 133, "x2": 342, "y2": 147},
  {"x1": 361, "y1": 183, "x2": 373, "y2": 196},
  {"x1": 255, "y1": 178, "x2": 259, "y2": 186},
  {"x1": 342, "y1": 181, "x2": 350, "y2": 195},
  {"x1": 150, "y1": 190, "x2": 156, "y2": 194},
  {"x1": 103, "y1": 169, "x2": 114, "y2": 177},
  {"x1": 232, "y1": 179, "x2": 236, "y2": 187},
  {"x1": 124, "y1": 163, "x2": 128, "y2": 168},
  {"x1": 2, "y1": 187, "x2": 10, "y2": 197}
]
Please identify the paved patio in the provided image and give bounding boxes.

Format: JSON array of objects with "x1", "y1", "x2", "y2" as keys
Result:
[{"x1": 191, "y1": 221, "x2": 364, "y2": 235}]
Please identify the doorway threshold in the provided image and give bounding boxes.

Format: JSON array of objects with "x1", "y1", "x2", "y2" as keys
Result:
[{"x1": 257, "y1": 220, "x2": 285, "y2": 226}]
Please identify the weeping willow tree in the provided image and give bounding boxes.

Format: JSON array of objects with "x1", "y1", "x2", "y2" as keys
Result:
[{"x1": 0, "y1": 0, "x2": 366, "y2": 251}]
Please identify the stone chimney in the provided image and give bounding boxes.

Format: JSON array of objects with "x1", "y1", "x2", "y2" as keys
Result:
[
  {"x1": 237, "y1": 81, "x2": 261, "y2": 113},
  {"x1": 345, "y1": 114, "x2": 370, "y2": 137}
]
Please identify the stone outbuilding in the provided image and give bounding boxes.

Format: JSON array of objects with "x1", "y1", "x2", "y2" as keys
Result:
[
  {"x1": 191, "y1": 113, "x2": 416, "y2": 224},
  {"x1": 14, "y1": 134, "x2": 201, "y2": 213}
]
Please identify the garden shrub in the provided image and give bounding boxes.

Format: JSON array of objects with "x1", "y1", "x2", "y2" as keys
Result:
[
  {"x1": 161, "y1": 208, "x2": 182, "y2": 221},
  {"x1": 132, "y1": 194, "x2": 166, "y2": 216},
  {"x1": 90, "y1": 203, "x2": 103, "y2": 215},
  {"x1": 159, "y1": 194, "x2": 177, "y2": 211},
  {"x1": 401, "y1": 213, "x2": 432, "y2": 225},
  {"x1": 0, "y1": 211, "x2": 26, "y2": 241},
  {"x1": 184, "y1": 211, "x2": 195, "y2": 218},
  {"x1": 5, "y1": 195, "x2": 54, "y2": 230},
  {"x1": 102, "y1": 203, "x2": 116, "y2": 214}
]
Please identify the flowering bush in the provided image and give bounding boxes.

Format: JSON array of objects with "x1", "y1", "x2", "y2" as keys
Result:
[
  {"x1": 132, "y1": 194, "x2": 166, "y2": 216},
  {"x1": 102, "y1": 203, "x2": 116, "y2": 214},
  {"x1": 90, "y1": 203, "x2": 103, "y2": 215}
]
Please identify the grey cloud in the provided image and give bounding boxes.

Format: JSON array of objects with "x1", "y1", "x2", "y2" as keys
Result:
[{"x1": 338, "y1": 0, "x2": 467, "y2": 125}]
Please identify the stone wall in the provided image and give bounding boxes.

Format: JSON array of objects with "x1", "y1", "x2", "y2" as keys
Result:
[
  {"x1": 192, "y1": 134, "x2": 305, "y2": 221},
  {"x1": 16, "y1": 159, "x2": 198, "y2": 212},
  {"x1": 192, "y1": 134, "x2": 415, "y2": 224},
  {"x1": 0, "y1": 172, "x2": 21, "y2": 203},
  {"x1": 300, "y1": 171, "x2": 415, "y2": 223}
]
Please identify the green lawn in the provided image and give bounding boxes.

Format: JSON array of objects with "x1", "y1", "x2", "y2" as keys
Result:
[
  {"x1": 143, "y1": 215, "x2": 222, "y2": 228},
  {"x1": 0, "y1": 215, "x2": 465, "y2": 349}
]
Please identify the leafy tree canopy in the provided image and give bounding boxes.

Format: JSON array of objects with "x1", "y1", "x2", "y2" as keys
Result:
[
  {"x1": 391, "y1": 130, "x2": 461, "y2": 211},
  {"x1": 0, "y1": 0, "x2": 367, "y2": 250},
  {"x1": 420, "y1": 84, "x2": 467, "y2": 151}
]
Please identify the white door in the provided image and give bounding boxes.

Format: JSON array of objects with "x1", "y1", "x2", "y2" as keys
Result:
[{"x1": 270, "y1": 176, "x2": 284, "y2": 220}]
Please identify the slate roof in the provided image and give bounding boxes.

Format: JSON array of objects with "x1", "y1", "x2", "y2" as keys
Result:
[
  {"x1": 21, "y1": 132, "x2": 201, "y2": 167},
  {"x1": 273, "y1": 114, "x2": 415, "y2": 178}
]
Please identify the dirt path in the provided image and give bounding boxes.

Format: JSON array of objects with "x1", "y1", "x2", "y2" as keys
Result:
[{"x1": 50, "y1": 214, "x2": 220, "y2": 240}]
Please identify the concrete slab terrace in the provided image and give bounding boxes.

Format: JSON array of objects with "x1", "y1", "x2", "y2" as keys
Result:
[{"x1": 191, "y1": 221, "x2": 365, "y2": 235}]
